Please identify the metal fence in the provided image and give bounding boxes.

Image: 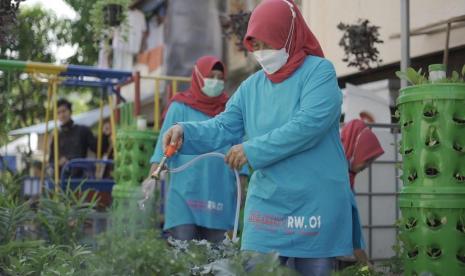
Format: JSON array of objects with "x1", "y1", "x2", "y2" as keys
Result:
[{"x1": 355, "y1": 123, "x2": 401, "y2": 262}]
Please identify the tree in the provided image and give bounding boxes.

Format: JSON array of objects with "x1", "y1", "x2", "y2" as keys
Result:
[
  {"x1": 62, "y1": 0, "x2": 99, "y2": 65},
  {"x1": 0, "y1": 5, "x2": 71, "y2": 144}
]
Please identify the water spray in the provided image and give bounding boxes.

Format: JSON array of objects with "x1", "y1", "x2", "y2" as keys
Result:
[{"x1": 139, "y1": 145, "x2": 242, "y2": 241}]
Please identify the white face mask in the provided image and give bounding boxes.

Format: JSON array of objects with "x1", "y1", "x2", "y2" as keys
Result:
[
  {"x1": 201, "y1": 78, "x2": 224, "y2": 97},
  {"x1": 253, "y1": 48, "x2": 290, "y2": 74},
  {"x1": 252, "y1": 0, "x2": 296, "y2": 75}
]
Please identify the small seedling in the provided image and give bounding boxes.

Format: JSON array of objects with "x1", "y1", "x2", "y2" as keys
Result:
[
  {"x1": 396, "y1": 64, "x2": 465, "y2": 85},
  {"x1": 405, "y1": 217, "x2": 417, "y2": 230},
  {"x1": 426, "y1": 247, "x2": 442, "y2": 259},
  {"x1": 408, "y1": 171, "x2": 418, "y2": 182},
  {"x1": 426, "y1": 214, "x2": 442, "y2": 228},
  {"x1": 454, "y1": 173, "x2": 465, "y2": 182}
]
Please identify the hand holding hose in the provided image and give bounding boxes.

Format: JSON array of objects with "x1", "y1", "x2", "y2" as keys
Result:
[
  {"x1": 162, "y1": 124, "x2": 184, "y2": 152},
  {"x1": 225, "y1": 144, "x2": 248, "y2": 170}
]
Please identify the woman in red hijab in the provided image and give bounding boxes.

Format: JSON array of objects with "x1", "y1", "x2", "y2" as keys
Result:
[
  {"x1": 341, "y1": 119, "x2": 385, "y2": 190},
  {"x1": 161, "y1": 1, "x2": 354, "y2": 274},
  {"x1": 341, "y1": 119, "x2": 384, "y2": 266},
  {"x1": 148, "y1": 56, "x2": 247, "y2": 242}
]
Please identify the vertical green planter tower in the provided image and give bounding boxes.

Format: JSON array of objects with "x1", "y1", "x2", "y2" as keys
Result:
[
  {"x1": 111, "y1": 104, "x2": 160, "y2": 233},
  {"x1": 397, "y1": 74, "x2": 465, "y2": 275}
]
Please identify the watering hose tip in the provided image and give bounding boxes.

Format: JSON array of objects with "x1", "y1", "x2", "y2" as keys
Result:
[{"x1": 151, "y1": 144, "x2": 177, "y2": 180}]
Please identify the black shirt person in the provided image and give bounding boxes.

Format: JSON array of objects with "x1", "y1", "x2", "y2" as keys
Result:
[{"x1": 49, "y1": 99, "x2": 109, "y2": 178}]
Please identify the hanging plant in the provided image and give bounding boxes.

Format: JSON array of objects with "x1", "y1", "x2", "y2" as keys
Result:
[
  {"x1": 221, "y1": 11, "x2": 251, "y2": 56},
  {"x1": 0, "y1": 0, "x2": 26, "y2": 46},
  {"x1": 337, "y1": 19, "x2": 384, "y2": 71},
  {"x1": 90, "y1": 0, "x2": 130, "y2": 42}
]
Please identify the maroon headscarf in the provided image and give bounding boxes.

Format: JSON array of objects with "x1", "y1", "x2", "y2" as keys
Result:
[
  {"x1": 341, "y1": 119, "x2": 385, "y2": 189},
  {"x1": 243, "y1": 0, "x2": 324, "y2": 83},
  {"x1": 163, "y1": 56, "x2": 229, "y2": 118}
]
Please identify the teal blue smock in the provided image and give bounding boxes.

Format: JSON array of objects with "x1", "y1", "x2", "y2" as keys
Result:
[
  {"x1": 179, "y1": 56, "x2": 356, "y2": 258},
  {"x1": 151, "y1": 102, "x2": 245, "y2": 231}
]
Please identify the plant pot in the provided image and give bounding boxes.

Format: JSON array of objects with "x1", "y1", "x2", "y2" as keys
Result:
[{"x1": 103, "y1": 4, "x2": 123, "y2": 27}]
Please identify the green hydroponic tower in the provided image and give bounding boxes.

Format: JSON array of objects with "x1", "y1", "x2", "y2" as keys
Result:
[
  {"x1": 111, "y1": 104, "x2": 160, "y2": 234},
  {"x1": 397, "y1": 67, "x2": 465, "y2": 275}
]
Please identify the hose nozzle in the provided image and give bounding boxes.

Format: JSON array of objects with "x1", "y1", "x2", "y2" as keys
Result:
[{"x1": 151, "y1": 144, "x2": 177, "y2": 180}]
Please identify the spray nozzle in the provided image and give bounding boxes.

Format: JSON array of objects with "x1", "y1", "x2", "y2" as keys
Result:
[{"x1": 151, "y1": 144, "x2": 177, "y2": 180}]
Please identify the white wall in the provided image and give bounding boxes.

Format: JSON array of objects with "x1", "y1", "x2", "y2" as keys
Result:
[{"x1": 301, "y1": 0, "x2": 465, "y2": 76}]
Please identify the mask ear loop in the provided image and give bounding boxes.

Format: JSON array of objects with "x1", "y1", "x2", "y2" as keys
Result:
[
  {"x1": 194, "y1": 65, "x2": 205, "y2": 84},
  {"x1": 282, "y1": 0, "x2": 296, "y2": 52}
]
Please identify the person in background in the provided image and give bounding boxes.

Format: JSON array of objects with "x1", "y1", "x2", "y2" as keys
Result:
[
  {"x1": 49, "y1": 99, "x2": 109, "y2": 178},
  {"x1": 146, "y1": 55, "x2": 248, "y2": 243},
  {"x1": 341, "y1": 119, "x2": 384, "y2": 265}
]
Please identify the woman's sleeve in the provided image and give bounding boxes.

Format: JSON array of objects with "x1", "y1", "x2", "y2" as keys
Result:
[
  {"x1": 242, "y1": 60, "x2": 342, "y2": 170},
  {"x1": 179, "y1": 86, "x2": 246, "y2": 155},
  {"x1": 150, "y1": 102, "x2": 184, "y2": 163}
]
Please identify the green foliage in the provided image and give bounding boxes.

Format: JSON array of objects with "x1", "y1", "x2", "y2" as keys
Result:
[
  {"x1": 0, "y1": 184, "x2": 97, "y2": 275},
  {"x1": 0, "y1": 5, "x2": 103, "y2": 137},
  {"x1": 0, "y1": 179, "x2": 322, "y2": 275},
  {"x1": 89, "y1": 230, "x2": 189, "y2": 275},
  {"x1": 36, "y1": 183, "x2": 97, "y2": 245},
  {"x1": 1, "y1": 242, "x2": 94, "y2": 276},
  {"x1": 333, "y1": 264, "x2": 382, "y2": 276},
  {"x1": 396, "y1": 65, "x2": 465, "y2": 85},
  {"x1": 0, "y1": 167, "x2": 25, "y2": 201},
  {"x1": 0, "y1": 199, "x2": 33, "y2": 244},
  {"x1": 395, "y1": 67, "x2": 428, "y2": 86},
  {"x1": 0, "y1": 5, "x2": 70, "y2": 136},
  {"x1": 62, "y1": 0, "x2": 100, "y2": 65},
  {"x1": 89, "y1": 231, "x2": 296, "y2": 276}
]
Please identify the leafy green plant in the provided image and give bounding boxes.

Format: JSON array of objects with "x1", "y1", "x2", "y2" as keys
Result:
[
  {"x1": 395, "y1": 68, "x2": 428, "y2": 86},
  {"x1": 396, "y1": 64, "x2": 465, "y2": 85},
  {"x1": 89, "y1": 230, "x2": 189, "y2": 275},
  {"x1": 36, "y1": 183, "x2": 97, "y2": 245},
  {"x1": 333, "y1": 264, "x2": 382, "y2": 276},
  {"x1": 0, "y1": 183, "x2": 99, "y2": 275},
  {"x1": 0, "y1": 168, "x2": 25, "y2": 202},
  {"x1": 0, "y1": 198, "x2": 33, "y2": 244},
  {"x1": 1, "y1": 241, "x2": 94, "y2": 276}
]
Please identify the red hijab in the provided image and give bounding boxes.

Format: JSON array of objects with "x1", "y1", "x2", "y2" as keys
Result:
[
  {"x1": 243, "y1": 0, "x2": 324, "y2": 83},
  {"x1": 164, "y1": 56, "x2": 229, "y2": 118},
  {"x1": 341, "y1": 119, "x2": 384, "y2": 189}
]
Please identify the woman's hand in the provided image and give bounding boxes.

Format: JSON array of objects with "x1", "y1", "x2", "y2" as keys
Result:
[
  {"x1": 225, "y1": 144, "x2": 248, "y2": 170},
  {"x1": 163, "y1": 124, "x2": 184, "y2": 152}
]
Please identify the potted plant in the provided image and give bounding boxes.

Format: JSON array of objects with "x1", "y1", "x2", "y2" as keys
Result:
[
  {"x1": 337, "y1": 19, "x2": 384, "y2": 71},
  {"x1": 90, "y1": 0, "x2": 130, "y2": 41}
]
